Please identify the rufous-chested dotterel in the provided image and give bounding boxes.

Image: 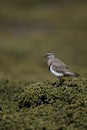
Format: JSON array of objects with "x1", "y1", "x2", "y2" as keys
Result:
[{"x1": 43, "y1": 52, "x2": 79, "y2": 84}]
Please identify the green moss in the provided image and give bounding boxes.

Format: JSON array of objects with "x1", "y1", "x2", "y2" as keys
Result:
[{"x1": 0, "y1": 78, "x2": 87, "y2": 130}]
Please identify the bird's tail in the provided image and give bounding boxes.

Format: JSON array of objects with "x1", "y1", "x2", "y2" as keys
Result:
[{"x1": 74, "y1": 73, "x2": 80, "y2": 77}]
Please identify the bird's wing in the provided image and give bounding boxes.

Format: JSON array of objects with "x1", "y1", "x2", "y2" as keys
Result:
[
  {"x1": 51, "y1": 62, "x2": 74, "y2": 76},
  {"x1": 53, "y1": 58, "x2": 69, "y2": 69},
  {"x1": 51, "y1": 62, "x2": 67, "y2": 73}
]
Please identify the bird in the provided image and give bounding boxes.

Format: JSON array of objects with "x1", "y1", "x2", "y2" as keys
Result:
[{"x1": 43, "y1": 52, "x2": 79, "y2": 85}]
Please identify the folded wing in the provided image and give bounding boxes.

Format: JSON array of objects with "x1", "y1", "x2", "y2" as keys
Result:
[{"x1": 51, "y1": 61, "x2": 78, "y2": 77}]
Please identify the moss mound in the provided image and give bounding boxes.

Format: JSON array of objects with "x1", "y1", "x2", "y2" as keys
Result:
[{"x1": 0, "y1": 78, "x2": 87, "y2": 130}]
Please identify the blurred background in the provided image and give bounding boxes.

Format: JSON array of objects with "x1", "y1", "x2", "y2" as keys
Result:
[{"x1": 0, "y1": 0, "x2": 87, "y2": 81}]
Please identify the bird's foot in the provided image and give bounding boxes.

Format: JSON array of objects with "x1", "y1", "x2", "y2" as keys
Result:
[
  {"x1": 52, "y1": 79, "x2": 65, "y2": 87},
  {"x1": 58, "y1": 78, "x2": 65, "y2": 86}
]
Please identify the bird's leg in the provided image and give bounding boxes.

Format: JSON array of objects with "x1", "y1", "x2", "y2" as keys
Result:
[
  {"x1": 59, "y1": 78, "x2": 65, "y2": 86},
  {"x1": 57, "y1": 78, "x2": 62, "y2": 87},
  {"x1": 59, "y1": 78, "x2": 62, "y2": 85},
  {"x1": 56, "y1": 78, "x2": 65, "y2": 87}
]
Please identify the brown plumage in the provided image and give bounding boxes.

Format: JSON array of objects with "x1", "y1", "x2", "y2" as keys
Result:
[{"x1": 44, "y1": 52, "x2": 79, "y2": 84}]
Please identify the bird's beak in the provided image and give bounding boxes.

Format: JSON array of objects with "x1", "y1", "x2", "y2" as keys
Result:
[{"x1": 43, "y1": 55, "x2": 47, "y2": 58}]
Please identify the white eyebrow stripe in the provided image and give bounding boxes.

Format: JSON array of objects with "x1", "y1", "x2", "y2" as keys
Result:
[{"x1": 50, "y1": 65, "x2": 64, "y2": 77}]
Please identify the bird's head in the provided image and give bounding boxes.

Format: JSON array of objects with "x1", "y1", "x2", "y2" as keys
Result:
[{"x1": 43, "y1": 52, "x2": 56, "y2": 59}]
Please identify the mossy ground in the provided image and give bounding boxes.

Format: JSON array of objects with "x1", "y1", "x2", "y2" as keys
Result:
[{"x1": 0, "y1": 78, "x2": 87, "y2": 130}]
